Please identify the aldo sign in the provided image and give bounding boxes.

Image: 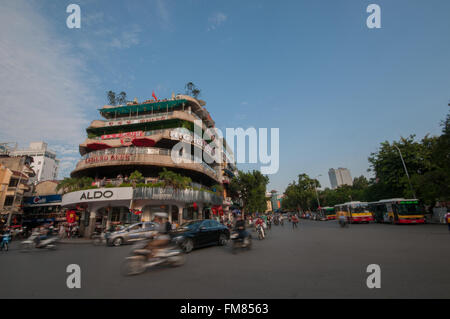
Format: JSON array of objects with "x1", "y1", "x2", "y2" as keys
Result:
[{"x1": 61, "y1": 187, "x2": 133, "y2": 207}]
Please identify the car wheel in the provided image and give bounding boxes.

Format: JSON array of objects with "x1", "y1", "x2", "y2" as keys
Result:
[
  {"x1": 113, "y1": 237, "x2": 123, "y2": 247},
  {"x1": 182, "y1": 238, "x2": 194, "y2": 253},
  {"x1": 218, "y1": 234, "x2": 227, "y2": 246}
]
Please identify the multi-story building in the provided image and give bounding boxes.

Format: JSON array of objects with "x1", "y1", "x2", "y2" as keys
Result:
[
  {"x1": 270, "y1": 190, "x2": 283, "y2": 212},
  {"x1": 62, "y1": 94, "x2": 237, "y2": 237},
  {"x1": 0, "y1": 155, "x2": 35, "y2": 227},
  {"x1": 11, "y1": 142, "x2": 60, "y2": 182},
  {"x1": 328, "y1": 167, "x2": 353, "y2": 189},
  {"x1": 265, "y1": 192, "x2": 273, "y2": 213}
]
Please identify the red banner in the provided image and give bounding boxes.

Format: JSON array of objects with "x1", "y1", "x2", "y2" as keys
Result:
[{"x1": 101, "y1": 131, "x2": 143, "y2": 140}]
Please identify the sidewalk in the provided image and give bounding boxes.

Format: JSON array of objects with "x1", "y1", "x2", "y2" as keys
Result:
[{"x1": 59, "y1": 237, "x2": 93, "y2": 244}]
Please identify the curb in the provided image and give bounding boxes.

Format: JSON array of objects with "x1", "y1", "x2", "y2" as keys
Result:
[{"x1": 59, "y1": 239, "x2": 93, "y2": 244}]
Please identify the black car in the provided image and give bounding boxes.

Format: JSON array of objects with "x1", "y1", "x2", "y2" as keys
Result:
[{"x1": 171, "y1": 219, "x2": 230, "y2": 253}]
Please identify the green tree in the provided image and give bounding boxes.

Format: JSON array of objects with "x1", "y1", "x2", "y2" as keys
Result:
[
  {"x1": 185, "y1": 82, "x2": 201, "y2": 99},
  {"x1": 367, "y1": 134, "x2": 438, "y2": 199},
  {"x1": 116, "y1": 91, "x2": 127, "y2": 105},
  {"x1": 107, "y1": 90, "x2": 117, "y2": 105},
  {"x1": 129, "y1": 170, "x2": 143, "y2": 187},
  {"x1": 229, "y1": 170, "x2": 269, "y2": 216},
  {"x1": 158, "y1": 168, "x2": 192, "y2": 189},
  {"x1": 56, "y1": 177, "x2": 94, "y2": 194},
  {"x1": 282, "y1": 174, "x2": 319, "y2": 212}
]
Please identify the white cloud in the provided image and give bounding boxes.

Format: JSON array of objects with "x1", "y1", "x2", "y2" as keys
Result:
[
  {"x1": 156, "y1": 0, "x2": 171, "y2": 30},
  {"x1": 208, "y1": 12, "x2": 227, "y2": 31},
  {"x1": 0, "y1": 1, "x2": 96, "y2": 178},
  {"x1": 110, "y1": 25, "x2": 141, "y2": 49}
]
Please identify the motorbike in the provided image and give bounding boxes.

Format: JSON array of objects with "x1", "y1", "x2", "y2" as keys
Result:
[
  {"x1": 20, "y1": 231, "x2": 59, "y2": 251},
  {"x1": 256, "y1": 224, "x2": 265, "y2": 240},
  {"x1": 121, "y1": 238, "x2": 186, "y2": 276},
  {"x1": 339, "y1": 218, "x2": 348, "y2": 228},
  {"x1": 230, "y1": 231, "x2": 252, "y2": 253},
  {"x1": 1, "y1": 232, "x2": 11, "y2": 251},
  {"x1": 91, "y1": 231, "x2": 109, "y2": 246}
]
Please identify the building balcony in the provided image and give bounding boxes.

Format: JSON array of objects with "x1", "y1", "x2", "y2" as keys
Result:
[
  {"x1": 133, "y1": 187, "x2": 223, "y2": 206},
  {"x1": 86, "y1": 110, "x2": 209, "y2": 136},
  {"x1": 71, "y1": 146, "x2": 220, "y2": 183}
]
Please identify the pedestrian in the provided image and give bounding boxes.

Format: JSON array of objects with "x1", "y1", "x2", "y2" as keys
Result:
[
  {"x1": 292, "y1": 214, "x2": 299, "y2": 229},
  {"x1": 59, "y1": 224, "x2": 65, "y2": 239},
  {"x1": 445, "y1": 209, "x2": 450, "y2": 232}
]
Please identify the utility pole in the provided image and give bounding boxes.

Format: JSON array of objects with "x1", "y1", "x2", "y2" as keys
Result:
[{"x1": 393, "y1": 144, "x2": 416, "y2": 199}]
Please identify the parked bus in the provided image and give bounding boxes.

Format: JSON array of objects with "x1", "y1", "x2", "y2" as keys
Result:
[
  {"x1": 334, "y1": 201, "x2": 374, "y2": 223},
  {"x1": 319, "y1": 207, "x2": 336, "y2": 220},
  {"x1": 368, "y1": 198, "x2": 425, "y2": 224}
]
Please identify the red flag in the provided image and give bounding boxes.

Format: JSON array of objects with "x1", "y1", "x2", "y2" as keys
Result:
[
  {"x1": 66, "y1": 210, "x2": 76, "y2": 224},
  {"x1": 152, "y1": 91, "x2": 158, "y2": 101}
]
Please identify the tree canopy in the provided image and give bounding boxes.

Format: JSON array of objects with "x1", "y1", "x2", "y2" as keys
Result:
[{"x1": 229, "y1": 170, "x2": 269, "y2": 215}]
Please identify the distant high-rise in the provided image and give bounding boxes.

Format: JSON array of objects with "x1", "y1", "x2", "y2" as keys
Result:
[{"x1": 328, "y1": 168, "x2": 353, "y2": 189}]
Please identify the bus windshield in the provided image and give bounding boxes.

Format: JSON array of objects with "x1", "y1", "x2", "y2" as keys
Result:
[{"x1": 396, "y1": 204, "x2": 423, "y2": 215}]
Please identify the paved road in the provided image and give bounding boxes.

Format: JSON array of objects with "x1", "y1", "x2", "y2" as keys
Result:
[{"x1": 1, "y1": 220, "x2": 449, "y2": 298}]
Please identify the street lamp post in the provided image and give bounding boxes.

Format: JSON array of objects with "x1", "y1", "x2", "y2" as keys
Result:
[{"x1": 393, "y1": 145, "x2": 416, "y2": 199}]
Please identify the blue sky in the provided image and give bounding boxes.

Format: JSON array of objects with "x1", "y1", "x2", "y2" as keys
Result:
[{"x1": 0, "y1": 0, "x2": 449, "y2": 192}]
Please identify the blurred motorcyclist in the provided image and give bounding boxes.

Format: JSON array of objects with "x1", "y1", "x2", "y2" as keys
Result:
[
  {"x1": 234, "y1": 215, "x2": 249, "y2": 241},
  {"x1": 338, "y1": 211, "x2": 347, "y2": 227},
  {"x1": 254, "y1": 217, "x2": 265, "y2": 238},
  {"x1": 146, "y1": 213, "x2": 171, "y2": 259}
]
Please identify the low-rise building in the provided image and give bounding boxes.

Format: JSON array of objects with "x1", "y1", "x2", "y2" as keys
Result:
[{"x1": 0, "y1": 155, "x2": 35, "y2": 227}]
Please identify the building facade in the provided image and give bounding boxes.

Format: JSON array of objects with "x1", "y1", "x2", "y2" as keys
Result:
[
  {"x1": 328, "y1": 167, "x2": 353, "y2": 189},
  {"x1": 22, "y1": 181, "x2": 64, "y2": 229},
  {"x1": 62, "y1": 94, "x2": 237, "y2": 237},
  {"x1": 11, "y1": 142, "x2": 60, "y2": 183},
  {"x1": 0, "y1": 155, "x2": 35, "y2": 227}
]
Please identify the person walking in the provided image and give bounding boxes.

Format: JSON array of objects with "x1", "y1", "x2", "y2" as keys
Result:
[
  {"x1": 291, "y1": 214, "x2": 299, "y2": 229},
  {"x1": 445, "y1": 209, "x2": 450, "y2": 232}
]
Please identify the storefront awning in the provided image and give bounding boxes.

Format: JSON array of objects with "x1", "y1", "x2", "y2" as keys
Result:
[
  {"x1": 132, "y1": 137, "x2": 156, "y2": 147},
  {"x1": 86, "y1": 143, "x2": 112, "y2": 151}
]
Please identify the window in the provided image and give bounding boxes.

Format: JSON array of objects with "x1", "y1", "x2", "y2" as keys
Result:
[
  {"x1": 8, "y1": 179, "x2": 18, "y2": 187},
  {"x1": 128, "y1": 223, "x2": 142, "y2": 231},
  {"x1": 201, "y1": 220, "x2": 212, "y2": 228},
  {"x1": 210, "y1": 220, "x2": 220, "y2": 227},
  {"x1": 4, "y1": 196, "x2": 14, "y2": 206},
  {"x1": 144, "y1": 222, "x2": 155, "y2": 230}
]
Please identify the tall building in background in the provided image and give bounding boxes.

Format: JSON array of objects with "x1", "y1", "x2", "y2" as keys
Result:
[
  {"x1": 11, "y1": 142, "x2": 60, "y2": 182},
  {"x1": 328, "y1": 168, "x2": 353, "y2": 189}
]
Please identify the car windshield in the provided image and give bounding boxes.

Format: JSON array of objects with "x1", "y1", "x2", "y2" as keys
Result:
[
  {"x1": 396, "y1": 204, "x2": 423, "y2": 215},
  {"x1": 180, "y1": 221, "x2": 201, "y2": 230}
]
